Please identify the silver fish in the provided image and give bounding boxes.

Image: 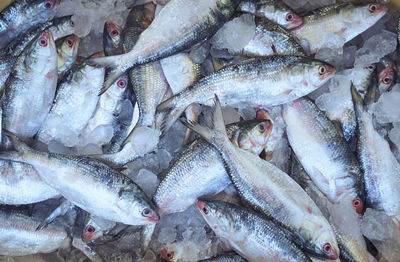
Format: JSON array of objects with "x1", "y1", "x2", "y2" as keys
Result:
[
  {"x1": 82, "y1": 214, "x2": 116, "y2": 243},
  {"x1": 154, "y1": 119, "x2": 272, "y2": 214},
  {"x1": 2, "y1": 29, "x2": 58, "y2": 140},
  {"x1": 103, "y1": 21, "x2": 123, "y2": 56},
  {"x1": 197, "y1": 200, "x2": 312, "y2": 262},
  {"x1": 56, "y1": 35, "x2": 80, "y2": 78},
  {"x1": 198, "y1": 254, "x2": 246, "y2": 262},
  {"x1": 185, "y1": 96, "x2": 339, "y2": 259}
]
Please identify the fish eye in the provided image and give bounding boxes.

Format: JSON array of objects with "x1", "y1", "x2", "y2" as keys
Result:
[
  {"x1": 69, "y1": 20, "x2": 75, "y2": 27},
  {"x1": 142, "y1": 208, "x2": 152, "y2": 217},
  {"x1": 66, "y1": 39, "x2": 73, "y2": 47},
  {"x1": 44, "y1": 1, "x2": 53, "y2": 9},
  {"x1": 323, "y1": 243, "x2": 332, "y2": 254},
  {"x1": 167, "y1": 252, "x2": 174, "y2": 259},
  {"x1": 369, "y1": 4, "x2": 378, "y2": 13},
  {"x1": 367, "y1": 64, "x2": 375, "y2": 70},
  {"x1": 202, "y1": 207, "x2": 208, "y2": 214},
  {"x1": 286, "y1": 13, "x2": 294, "y2": 21},
  {"x1": 86, "y1": 225, "x2": 95, "y2": 233},
  {"x1": 318, "y1": 65, "x2": 326, "y2": 75},
  {"x1": 117, "y1": 79, "x2": 126, "y2": 88},
  {"x1": 39, "y1": 38, "x2": 48, "y2": 47},
  {"x1": 382, "y1": 77, "x2": 392, "y2": 85},
  {"x1": 258, "y1": 123, "x2": 265, "y2": 132},
  {"x1": 111, "y1": 30, "x2": 119, "y2": 37}
]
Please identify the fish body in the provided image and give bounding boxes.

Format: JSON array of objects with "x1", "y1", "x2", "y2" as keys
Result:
[
  {"x1": 89, "y1": 0, "x2": 240, "y2": 91},
  {"x1": 2, "y1": 30, "x2": 58, "y2": 140},
  {"x1": 198, "y1": 254, "x2": 246, "y2": 262},
  {"x1": 154, "y1": 119, "x2": 272, "y2": 214},
  {"x1": 241, "y1": 16, "x2": 305, "y2": 57},
  {"x1": 197, "y1": 200, "x2": 311, "y2": 262},
  {"x1": 158, "y1": 55, "x2": 335, "y2": 132},
  {"x1": 351, "y1": 85, "x2": 400, "y2": 222},
  {"x1": 37, "y1": 56, "x2": 105, "y2": 146},
  {"x1": 291, "y1": 3, "x2": 387, "y2": 54},
  {"x1": 283, "y1": 97, "x2": 364, "y2": 212},
  {"x1": 0, "y1": 54, "x2": 15, "y2": 88},
  {"x1": 56, "y1": 35, "x2": 79, "y2": 78},
  {"x1": 238, "y1": 0, "x2": 302, "y2": 29}
]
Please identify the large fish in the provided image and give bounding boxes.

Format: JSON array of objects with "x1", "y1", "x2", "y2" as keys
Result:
[
  {"x1": 291, "y1": 3, "x2": 387, "y2": 54},
  {"x1": 185, "y1": 96, "x2": 339, "y2": 259},
  {"x1": 238, "y1": 0, "x2": 302, "y2": 29},
  {"x1": 0, "y1": 134, "x2": 159, "y2": 226},
  {"x1": 88, "y1": 0, "x2": 240, "y2": 92},
  {"x1": 154, "y1": 118, "x2": 272, "y2": 214},
  {"x1": 351, "y1": 84, "x2": 400, "y2": 226},
  {"x1": 158, "y1": 55, "x2": 335, "y2": 133},
  {"x1": 283, "y1": 97, "x2": 364, "y2": 213},
  {"x1": 2, "y1": 29, "x2": 58, "y2": 140},
  {"x1": 56, "y1": 35, "x2": 80, "y2": 78},
  {"x1": 0, "y1": 0, "x2": 60, "y2": 47},
  {"x1": 197, "y1": 200, "x2": 312, "y2": 262}
]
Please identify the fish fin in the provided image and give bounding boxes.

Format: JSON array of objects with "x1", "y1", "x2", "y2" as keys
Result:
[
  {"x1": 160, "y1": 107, "x2": 186, "y2": 136},
  {"x1": 36, "y1": 199, "x2": 73, "y2": 231},
  {"x1": 350, "y1": 82, "x2": 364, "y2": 119},
  {"x1": 99, "y1": 67, "x2": 125, "y2": 95}
]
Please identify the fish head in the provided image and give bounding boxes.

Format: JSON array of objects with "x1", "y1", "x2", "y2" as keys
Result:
[
  {"x1": 108, "y1": 74, "x2": 129, "y2": 96},
  {"x1": 295, "y1": 58, "x2": 336, "y2": 92},
  {"x1": 132, "y1": 197, "x2": 160, "y2": 225},
  {"x1": 196, "y1": 199, "x2": 231, "y2": 237},
  {"x1": 313, "y1": 230, "x2": 340, "y2": 260},
  {"x1": 82, "y1": 224, "x2": 101, "y2": 243},
  {"x1": 378, "y1": 64, "x2": 396, "y2": 91},
  {"x1": 256, "y1": 2, "x2": 302, "y2": 29},
  {"x1": 32, "y1": 0, "x2": 60, "y2": 19},
  {"x1": 81, "y1": 215, "x2": 116, "y2": 243},
  {"x1": 28, "y1": 29, "x2": 56, "y2": 62},
  {"x1": 341, "y1": 3, "x2": 387, "y2": 26},
  {"x1": 50, "y1": 16, "x2": 76, "y2": 40},
  {"x1": 59, "y1": 35, "x2": 80, "y2": 58},
  {"x1": 103, "y1": 21, "x2": 123, "y2": 54},
  {"x1": 159, "y1": 247, "x2": 176, "y2": 261},
  {"x1": 235, "y1": 119, "x2": 273, "y2": 155}
]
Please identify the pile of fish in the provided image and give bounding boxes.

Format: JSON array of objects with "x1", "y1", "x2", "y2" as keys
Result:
[{"x1": 0, "y1": 0, "x2": 399, "y2": 261}]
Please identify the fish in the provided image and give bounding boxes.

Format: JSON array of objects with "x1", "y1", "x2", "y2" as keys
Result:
[
  {"x1": 336, "y1": 233, "x2": 369, "y2": 262},
  {"x1": 103, "y1": 21, "x2": 124, "y2": 56},
  {"x1": 56, "y1": 35, "x2": 80, "y2": 78},
  {"x1": 283, "y1": 97, "x2": 365, "y2": 213},
  {"x1": 154, "y1": 118, "x2": 272, "y2": 214},
  {"x1": 0, "y1": 0, "x2": 60, "y2": 48},
  {"x1": 37, "y1": 54, "x2": 105, "y2": 146},
  {"x1": 184, "y1": 96, "x2": 339, "y2": 259},
  {"x1": 378, "y1": 57, "x2": 396, "y2": 94},
  {"x1": 0, "y1": 54, "x2": 15, "y2": 88},
  {"x1": 0, "y1": 134, "x2": 159, "y2": 226},
  {"x1": 197, "y1": 200, "x2": 312, "y2": 262},
  {"x1": 238, "y1": 0, "x2": 302, "y2": 29},
  {"x1": 82, "y1": 214, "x2": 116, "y2": 243},
  {"x1": 2, "y1": 29, "x2": 58, "y2": 140},
  {"x1": 198, "y1": 254, "x2": 247, "y2": 262},
  {"x1": 0, "y1": 159, "x2": 59, "y2": 205},
  {"x1": 240, "y1": 16, "x2": 306, "y2": 57},
  {"x1": 88, "y1": 0, "x2": 240, "y2": 93},
  {"x1": 291, "y1": 3, "x2": 387, "y2": 54},
  {"x1": 158, "y1": 55, "x2": 336, "y2": 133},
  {"x1": 351, "y1": 84, "x2": 400, "y2": 227}
]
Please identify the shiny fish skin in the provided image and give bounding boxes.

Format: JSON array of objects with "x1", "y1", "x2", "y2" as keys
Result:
[
  {"x1": 351, "y1": 85, "x2": 400, "y2": 224},
  {"x1": 241, "y1": 16, "x2": 305, "y2": 57},
  {"x1": 2, "y1": 30, "x2": 58, "y2": 140},
  {"x1": 186, "y1": 97, "x2": 338, "y2": 260},
  {"x1": 154, "y1": 119, "x2": 272, "y2": 214},
  {"x1": 0, "y1": 0, "x2": 60, "y2": 47},
  {"x1": 197, "y1": 200, "x2": 312, "y2": 262},
  {"x1": 158, "y1": 55, "x2": 335, "y2": 133},
  {"x1": 198, "y1": 254, "x2": 247, "y2": 262},
  {"x1": 336, "y1": 233, "x2": 369, "y2": 262},
  {"x1": 103, "y1": 21, "x2": 123, "y2": 56},
  {"x1": 56, "y1": 35, "x2": 80, "y2": 78},
  {"x1": 37, "y1": 56, "x2": 105, "y2": 145},
  {"x1": 0, "y1": 134, "x2": 159, "y2": 226},
  {"x1": 89, "y1": 0, "x2": 240, "y2": 92},
  {"x1": 0, "y1": 159, "x2": 59, "y2": 205},
  {"x1": 283, "y1": 97, "x2": 364, "y2": 213},
  {"x1": 0, "y1": 54, "x2": 15, "y2": 88},
  {"x1": 291, "y1": 3, "x2": 387, "y2": 54},
  {"x1": 238, "y1": 0, "x2": 302, "y2": 29},
  {"x1": 0, "y1": 208, "x2": 68, "y2": 256}
]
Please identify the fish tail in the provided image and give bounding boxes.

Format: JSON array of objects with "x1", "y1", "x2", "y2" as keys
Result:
[
  {"x1": 350, "y1": 82, "x2": 364, "y2": 120},
  {"x1": 157, "y1": 95, "x2": 187, "y2": 135},
  {"x1": 99, "y1": 67, "x2": 125, "y2": 95},
  {"x1": 183, "y1": 104, "x2": 201, "y2": 144}
]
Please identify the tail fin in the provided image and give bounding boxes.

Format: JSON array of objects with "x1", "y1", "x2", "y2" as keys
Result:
[
  {"x1": 157, "y1": 95, "x2": 186, "y2": 135},
  {"x1": 350, "y1": 82, "x2": 364, "y2": 120},
  {"x1": 183, "y1": 104, "x2": 201, "y2": 144}
]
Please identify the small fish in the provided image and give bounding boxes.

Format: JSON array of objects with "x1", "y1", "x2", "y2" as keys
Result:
[
  {"x1": 88, "y1": 0, "x2": 240, "y2": 93},
  {"x1": 2, "y1": 29, "x2": 58, "y2": 140},
  {"x1": 291, "y1": 3, "x2": 387, "y2": 54},
  {"x1": 0, "y1": 0, "x2": 60, "y2": 47},
  {"x1": 37, "y1": 54, "x2": 105, "y2": 146},
  {"x1": 240, "y1": 16, "x2": 306, "y2": 57},
  {"x1": 82, "y1": 214, "x2": 116, "y2": 243},
  {"x1": 154, "y1": 118, "x2": 272, "y2": 214},
  {"x1": 198, "y1": 254, "x2": 247, "y2": 262},
  {"x1": 238, "y1": 0, "x2": 302, "y2": 29},
  {"x1": 158, "y1": 55, "x2": 335, "y2": 133},
  {"x1": 378, "y1": 57, "x2": 396, "y2": 93},
  {"x1": 283, "y1": 97, "x2": 364, "y2": 213},
  {"x1": 351, "y1": 84, "x2": 400, "y2": 227},
  {"x1": 103, "y1": 21, "x2": 123, "y2": 56},
  {"x1": 197, "y1": 200, "x2": 312, "y2": 262},
  {"x1": 184, "y1": 96, "x2": 339, "y2": 259},
  {"x1": 56, "y1": 35, "x2": 80, "y2": 78},
  {"x1": 0, "y1": 134, "x2": 159, "y2": 226}
]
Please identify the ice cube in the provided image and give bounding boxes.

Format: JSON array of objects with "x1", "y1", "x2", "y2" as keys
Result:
[
  {"x1": 134, "y1": 169, "x2": 159, "y2": 198},
  {"x1": 371, "y1": 84, "x2": 400, "y2": 124},
  {"x1": 389, "y1": 122, "x2": 400, "y2": 148}
]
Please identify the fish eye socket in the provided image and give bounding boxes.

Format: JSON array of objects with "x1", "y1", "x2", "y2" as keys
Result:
[
  {"x1": 369, "y1": 4, "x2": 377, "y2": 13},
  {"x1": 167, "y1": 252, "x2": 174, "y2": 259},
  {"x1": 258, "y1": 123, "x2": 265, "y2": 132},
  {"x1": 352, "y1": 199, "x2": 360, "y2": 207},
  {"x1": 367, "y1": 64, "x2": 375, "y2": 70},
  {"x1": 117, "y1": 79, "x2": 126, "y2": 88},
  {"x1": 318, "y1": 66, "x2": 326, "y2": 75},
  {"x1": 44, "y1": 1, "x2": 52, "y2": 9},
  {"x1": 67, "y1": 39, "x2": 73, "y2": 47},
  {"x1": 202, "y1": 207, "x2": 208, "y2": 214},
  {"x1": 323, "y1": 243, "x2": 332, "y2": 254},
  {"x1": 111, "y1": 30, "x2": 119, "y2": 37},
  {"x1": 69, "y1": 20, "x2": 75, "y2": 27},
  {"x1": 383, "y1": 77, "x2": 391, "y2": 85},
  {"x1": 286, "y1": 13, "x2": 294, "y2": 21},
  {"x1": 39, "y1": 38, "x2": 48, "y2": 47},
  {"x1": 86, "y1": 225, "x2": 95, "y2": 233},
  {"x1": 142, "y1": 208, "x2": 152, "y2": 217}
]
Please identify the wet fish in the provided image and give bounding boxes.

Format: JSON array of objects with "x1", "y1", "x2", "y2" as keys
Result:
[
  {"x1": 291, "y1": 3, "x2": 387, "y2": 54},
  {"x1": 0, "y1": 54, "x2": 15, "y2": 88},
  {"x1": 198, "y1": 254, "x2": 247, "y2": 262},
  {"x1": 56, "y1": 35, "x2": 79, "y2": 78},
  {"x1": 0, "y1": 0, "x2": 60, "y2": 47},
  {"x1": 197, "y1": 200, "x2": 312, "y2": 262},
  {"x1": 336, "y1": 233, "x2": 369, "y2": 262},
  {"x1": 88, "y1": 0, "x2": 240, "y2": 92},
  {"x1": 2, "y1": 29, "x2": 58, "y2": 140},
  {"x1": 240, "y1": 16, "x2": 305, "y2": 57},
  {"x1": 37, "y1": 54, "x2": 105, "y2": 146},
  {"x1": 82, "y1": 214, "x2": 116, "y2": 243},
  {"x1": 154, "y1": 118, "x2": 272, "y2": 214},
  {"x1": 0, "y1": 134, "x2": 159, "y2": 226},
  {"x1": 283, "y1": 97, "x2": 364, "y2": 213},
  {"x1": 238, "y1": 0, "x2": 302, "y2": 29},
  {"x1": 103, "y1": 21, "x2": 123, "y2": 56},
  {"x1": 0, "y1": 159, "x2": 59, "y2": 205},
  {"x1": 378, "y1": 57, "x2": 396, "y2": 94},
  {"x1": 158, "y1": 55, "x2": 336, "y2": 133},
  {"x1": 351, "y1": 84, "x2": 400, "y2": 226},
  {"x1": 185, "y1": 96, "x2": 339, "y2": 259}
]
